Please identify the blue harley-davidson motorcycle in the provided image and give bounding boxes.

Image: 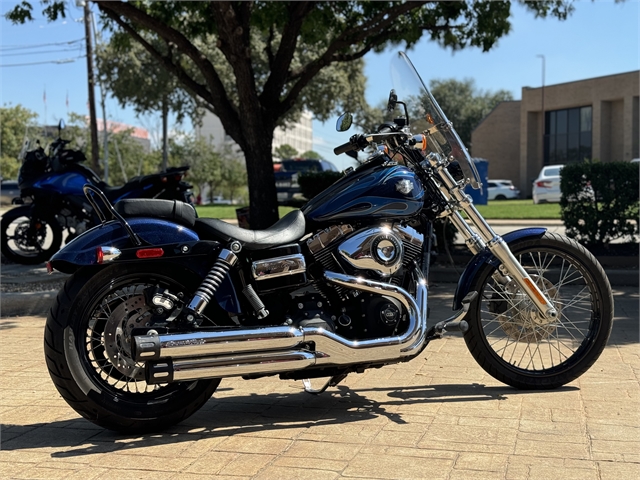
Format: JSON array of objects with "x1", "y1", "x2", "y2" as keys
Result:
[
  {"x1": 1, "y1": 124, "x2": 192, "y2": 264},
  {"x1": 43, "y1": 53, "x2": 613, "y2": 433}
]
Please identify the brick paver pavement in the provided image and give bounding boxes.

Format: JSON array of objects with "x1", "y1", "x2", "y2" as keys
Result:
[{"x1": 1, "y1": 285, "x2": 638, "y2": 479}]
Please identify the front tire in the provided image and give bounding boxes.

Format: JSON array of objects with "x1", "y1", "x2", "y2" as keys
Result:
[
  {"x1": 44, "y1": 263, "x2": 220, "y2": 432},
  {"x1": 1, "y1": 206, "x2": 62, "y2": 264},
  {"x1": 464, "y1": 232, "x2": 613, "y2": 389}
]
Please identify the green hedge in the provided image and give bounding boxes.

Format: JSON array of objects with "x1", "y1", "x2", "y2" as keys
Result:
[
  {"x1": 298, "y1": 171, "x2": 343, "y2": 200},
  {"x1": 560, "y1": 161, "x2": 639, "y2": 245}
]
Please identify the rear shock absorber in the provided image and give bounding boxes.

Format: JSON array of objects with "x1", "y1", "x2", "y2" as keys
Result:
[{"x1": 187, "y1": 242, "x2": 241, "y2": 315}]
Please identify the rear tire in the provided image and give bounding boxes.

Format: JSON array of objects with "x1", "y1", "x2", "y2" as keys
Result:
[
  {"x1": 44, "y1": 263, "x2": 220, "y2": 432},
  {"x1": 463, "y1": 233, "x2": 613, "y2": 389},
  {"x1": 1, "y1": 206, "x2": 62, "y2": 264}
]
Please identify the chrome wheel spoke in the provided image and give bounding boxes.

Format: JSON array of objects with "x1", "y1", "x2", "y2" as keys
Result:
[{"x1": 479, "y1": 247, "x2": 596, "y2": 373}]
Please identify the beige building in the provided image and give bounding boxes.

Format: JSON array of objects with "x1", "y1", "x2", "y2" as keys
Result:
[{"x1": 472, "y1": 71, "x2": 639, "y2": 197}]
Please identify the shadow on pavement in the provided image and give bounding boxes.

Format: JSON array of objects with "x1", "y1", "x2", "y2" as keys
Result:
[{"x1": 1, "y1": 382, "x2": 576, "y2": 457}]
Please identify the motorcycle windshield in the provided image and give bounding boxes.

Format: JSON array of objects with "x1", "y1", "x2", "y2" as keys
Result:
[{"x1": 390, "y1": 52, "x2": 482, "y2": 190}]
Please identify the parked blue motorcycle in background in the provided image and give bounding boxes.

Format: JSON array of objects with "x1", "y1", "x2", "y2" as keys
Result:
[
  {"x1": 43, "y1": 53, "x2": 613, "y2": 433},
  {"x1": 1, "y1": 122, "x2": 193, "y2": 264}
]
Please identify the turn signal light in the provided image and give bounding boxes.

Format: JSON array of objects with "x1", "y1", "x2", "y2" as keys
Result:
[{"x1": 136, "y1": 248, "x2": 164, "y2": 259}]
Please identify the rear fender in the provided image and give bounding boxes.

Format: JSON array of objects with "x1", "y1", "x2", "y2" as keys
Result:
[
  {"x1": 453, "y1": 228, "x2": 547, "y2": 310},
  {"x1": 49, "y1": 218, "x2": 241, "y2": 313}
]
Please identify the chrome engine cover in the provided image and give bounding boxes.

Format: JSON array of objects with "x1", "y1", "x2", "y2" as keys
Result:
[{"x1": 338, "y1": 227, "x2": 404, "y2": 277}]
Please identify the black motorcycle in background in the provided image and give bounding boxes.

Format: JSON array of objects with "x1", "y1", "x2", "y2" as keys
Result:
[{"x1": 1, "y1": 123, "x2": 194, "y2": 264}]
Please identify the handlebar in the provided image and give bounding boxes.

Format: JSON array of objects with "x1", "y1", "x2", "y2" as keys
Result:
[{"x1": 334, "y1": 141, "x2": 355, "y2": 155}]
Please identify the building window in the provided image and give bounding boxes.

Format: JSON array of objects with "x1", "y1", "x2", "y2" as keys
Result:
[{"x1": 545, "y1": 106, "x2": 592, "y2": 165}]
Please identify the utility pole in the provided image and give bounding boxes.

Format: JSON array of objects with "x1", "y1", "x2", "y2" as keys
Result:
[
  {"x1": 83, "y1": 1, "x2": 100, "y2": 174},
  {"x1": 92, "y1": 11, "x2": 109, "y2": 183},
  {"x1": 537, "y1": 54, "x2": 546, "y2": 165}
]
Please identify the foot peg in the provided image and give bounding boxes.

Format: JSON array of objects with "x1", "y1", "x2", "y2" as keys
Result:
[
  {"x1": 302, "y1": 373, "x2": 348, "y2": 395},
  {"x1": 434, "y1": 319, "x2": 469, "y2": 334},
  {"x1": 426, "y1": 291, "x2": 476, "y2": 340}
]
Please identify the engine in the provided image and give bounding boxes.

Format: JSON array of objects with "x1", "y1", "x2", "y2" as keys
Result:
[
  {"x1": 294, "y1": 223, "x2": 423, "y2": 340},
  {"x1": 307, "y1": 223, "x2": 423, "y2": 290}
]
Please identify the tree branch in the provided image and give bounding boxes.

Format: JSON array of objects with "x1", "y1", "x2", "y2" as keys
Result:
[
  {"x1": 275, "y1": 1, "x2": 428, "y2": 117},
  {"x1": 259, "y1": 1, "x2": 315, "y2": 109},
  {"x1": 94, "y1": 0, "x2": 244, "y2": 147}
]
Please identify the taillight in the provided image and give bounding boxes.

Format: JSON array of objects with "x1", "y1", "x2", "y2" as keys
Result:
[
  {"x1": 136, "y1": 248, "x2": 164, "y2": 259},
  {"x1": 535, "y1": 181, "x2": 552, "y2": 188},
  {"x1": 46, "y1": 261, "x2": 54, "y2": 274}
]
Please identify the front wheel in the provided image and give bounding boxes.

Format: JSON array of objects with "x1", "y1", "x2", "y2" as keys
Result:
[
  {"x1": 464, "y1": 232, "x2": 613, "y2": 389},
  {"x1": 44, "y1": 263, "x2": 220, "y2": 432},
  {"x1": 1, "y1": 206, "x2": 63, "y2": 264}
]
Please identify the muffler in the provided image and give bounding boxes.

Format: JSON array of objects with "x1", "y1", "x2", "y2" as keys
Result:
[
  {"x1": 139, "y1": 270, "x2": 428, "y2": 384},
  {"x1": 147, "y1": 351, "x2": 316, "y2": 384}
]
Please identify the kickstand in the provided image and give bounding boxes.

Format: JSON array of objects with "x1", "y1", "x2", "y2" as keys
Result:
[{"x1": 302, "y1": 373, "x2": 348, "y2": 395}]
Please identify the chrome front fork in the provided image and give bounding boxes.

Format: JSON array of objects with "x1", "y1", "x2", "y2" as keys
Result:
[{"x1": 426, "y1": 153, "x2": 558, "y2": 321}]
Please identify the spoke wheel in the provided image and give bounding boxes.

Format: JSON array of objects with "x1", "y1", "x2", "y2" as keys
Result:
[
  {"x1": 44, "y1": 263, "x2": 220, "y2": 432},
  {"x1": 464, "y1": 232, "x2": 613, "y2": 389},
  {"x1": 1, "y1": 206, "x2": 62, "y2": 264}
]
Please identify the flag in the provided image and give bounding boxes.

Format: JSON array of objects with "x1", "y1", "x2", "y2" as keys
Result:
[
  {"x1": 43, "y1": 87, "x2": 46, "y2": 105},
  {"x1": 66, "y1": 91, "x2": 69, "y2": 109}
]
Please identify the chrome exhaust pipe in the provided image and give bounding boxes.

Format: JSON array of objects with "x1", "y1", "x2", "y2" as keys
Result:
[
  {"x1": 139, "y1": 270, "x2": 428, "y2": 383},
  {"x1": 147, "y1": 351, "x2": 316, "y2": 384},
  {"x1": 134, "y1": 326, "x2": 304, "y2": 360}
]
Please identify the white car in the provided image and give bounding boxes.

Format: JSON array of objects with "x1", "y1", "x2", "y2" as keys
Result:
[
  {"x1": 532, "y1": 165, "x2": 564, "y2": 204},
  {"x1": 486, "y1": 179, "x2": 520, "y2": 200}
]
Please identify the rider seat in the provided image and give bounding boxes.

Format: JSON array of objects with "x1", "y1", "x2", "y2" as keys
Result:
[
  {"x1": 114, "y1": 199, "x2": 306, "y2": 250},
  {"x1": 194, "y1": 210, "x2": 306, "y2": 250}
]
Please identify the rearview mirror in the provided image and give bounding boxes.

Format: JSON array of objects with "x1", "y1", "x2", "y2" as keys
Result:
[{"x1": 336, "y1": 113, "x2": 353, "y2": 132}]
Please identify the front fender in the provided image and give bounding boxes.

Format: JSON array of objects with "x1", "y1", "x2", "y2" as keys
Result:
[{"x1": 453, "y1": 228, "x2": 547, "y2": 310}]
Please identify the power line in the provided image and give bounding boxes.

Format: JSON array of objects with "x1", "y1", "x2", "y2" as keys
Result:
[
  {"x1": 0, "y1": 38, "x2": 84, "y2": 51},
  {"x1": 0, "y1": 56, "x2": 85, "y2": 68},
  {"x1": 1, "y1": 47, "x2": 84, "y2": 57}
]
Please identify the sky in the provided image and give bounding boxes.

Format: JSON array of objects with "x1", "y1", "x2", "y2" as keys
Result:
[{"x1": 1, "y1": 0, "x2": 638, "y2": 172}]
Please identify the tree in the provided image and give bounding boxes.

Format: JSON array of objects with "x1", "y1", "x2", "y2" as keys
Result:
[
  {"x1": 96, "y1": 35, "x2": 203, "y2": 171},
  {"x1": 274, "y1": 144, "x2": 298, "y2": 159},
  {"x1": 0, "y1": 104, "x2": 38, "y2": 179},
  {"x1": 300, "y1": 150, "x2": 323, "y2": 160},
  {"x1": 221, "y1": 154, "x2": 248, "y2": 203},
  {"x1": 65, "y1": 112, "x2": 159, "y2": 185},
  {"x1": 7, "y1": 1, "x2": 574, "y2": 227},
  {"x1": 429, "y1": 78, "x2": 513, "y2": 147},
  {"x1": 170, "y1": 134, "x2": 223, "y2": 200}
]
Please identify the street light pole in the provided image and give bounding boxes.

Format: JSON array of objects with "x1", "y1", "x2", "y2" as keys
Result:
[{"x1": 537, "y1": 54, "x2": 545, "y2": 165}]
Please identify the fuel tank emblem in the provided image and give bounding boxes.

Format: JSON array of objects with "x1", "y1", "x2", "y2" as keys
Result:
[{"x1": 395, "y1": 179, "x2": 414, "y2": 195}]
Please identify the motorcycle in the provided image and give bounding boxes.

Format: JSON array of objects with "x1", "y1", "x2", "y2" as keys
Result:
[
  {"x1": 44, "y1": 53, "x2": 613, "y2": 433},
  {"x1": 1, "y1": 121, "x2": 193, "y2": 264}
]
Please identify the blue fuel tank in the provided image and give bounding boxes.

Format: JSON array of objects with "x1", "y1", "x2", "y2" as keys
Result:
[{"x1": 302, "y1": 161, "x2": 424, "y2": 227}]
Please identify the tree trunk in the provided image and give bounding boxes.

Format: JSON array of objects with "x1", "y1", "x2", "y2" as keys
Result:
[{"x1": 242, "y1": 134, "x2": 279, "y2": 229}]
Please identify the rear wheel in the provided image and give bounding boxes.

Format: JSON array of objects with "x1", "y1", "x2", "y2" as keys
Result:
[
  {"x1": 44, "y1": 263, "x2": 220, "y2": 432},
  {"x1": 1, "y1": 206, "x2": 62, "y2": 264},
  {"x1": 464, "y1": 233, "x2": 613, "y2": 389}
]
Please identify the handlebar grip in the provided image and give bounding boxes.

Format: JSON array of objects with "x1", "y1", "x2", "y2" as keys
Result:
[{"x1": 334, "y1": 141, "x2": 354, "y2": 155}]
